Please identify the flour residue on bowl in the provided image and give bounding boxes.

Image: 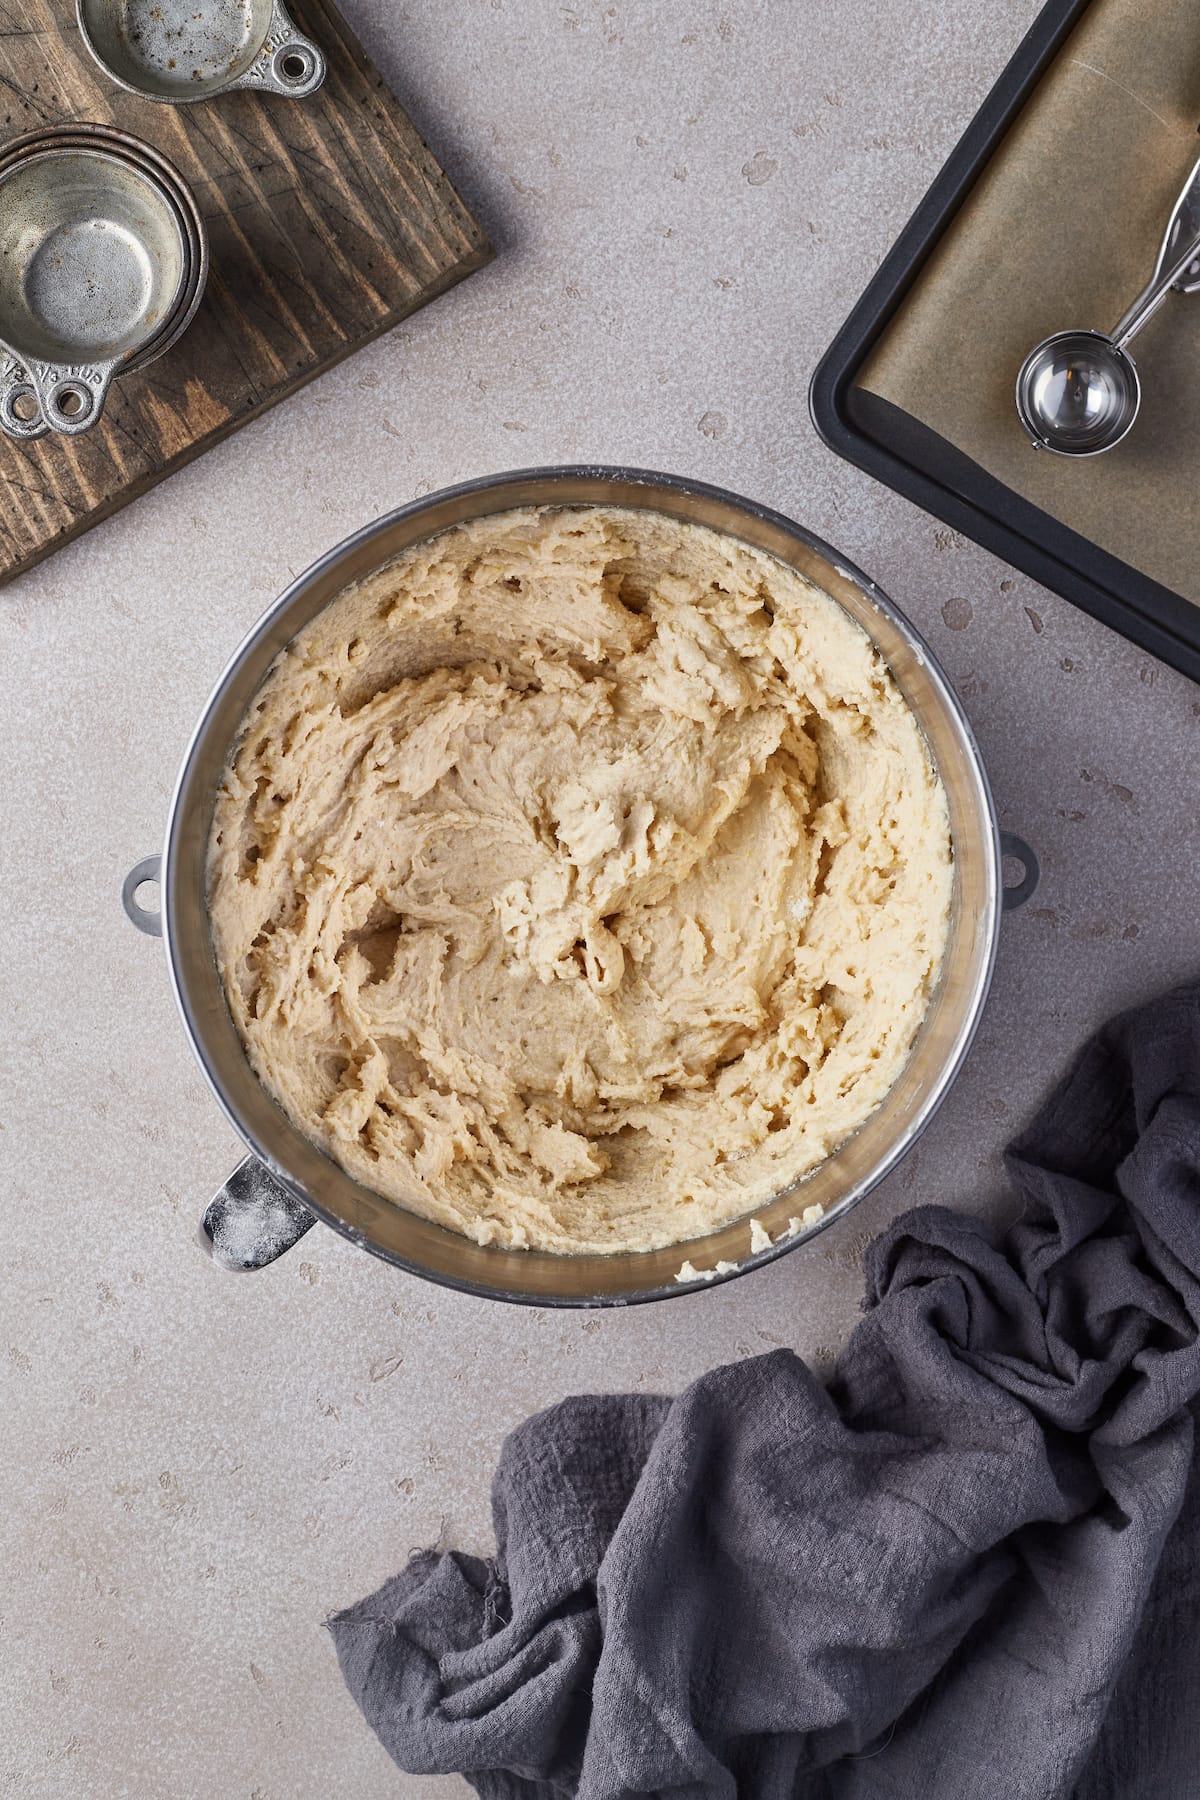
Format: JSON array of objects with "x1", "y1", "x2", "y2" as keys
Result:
[{"x1": 206, "y1": 506, "x2": 952, "y2": 1254}]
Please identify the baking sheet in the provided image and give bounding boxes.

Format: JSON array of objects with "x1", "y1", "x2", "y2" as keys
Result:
[{"x1": 857, "y1": 0, "x2": 1200, "y2": 606}]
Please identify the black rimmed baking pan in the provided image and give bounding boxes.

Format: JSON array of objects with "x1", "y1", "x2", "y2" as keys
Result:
[{"x1": 809, "y1": 0, "x2": 1200, "y2": 685}]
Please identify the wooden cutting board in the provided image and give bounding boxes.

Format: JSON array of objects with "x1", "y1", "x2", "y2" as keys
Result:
[{"x1": 0, "y1": 0, "x2": 491, "y2": 585}]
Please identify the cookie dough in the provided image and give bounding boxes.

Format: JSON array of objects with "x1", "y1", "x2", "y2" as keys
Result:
[{"x1": 207, "y1": 506, "x2": 951, "y2": 1254}]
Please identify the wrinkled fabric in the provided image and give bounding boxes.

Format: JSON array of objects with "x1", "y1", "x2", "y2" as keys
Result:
[{"x1": 329, "y1": 982, "x2": 1200, "y2": 1799}]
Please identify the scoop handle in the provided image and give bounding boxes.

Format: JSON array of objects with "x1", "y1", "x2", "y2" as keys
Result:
[
  {"x1": 1110, "y1": 232, "x2": 1200, "y2": 350},
  {"x1": 1152, "y1": 151, "x2": 1200, "y2": 297},
  {"x1": 1110, "y1": 155, "x2": 1200, "y2": 349}
]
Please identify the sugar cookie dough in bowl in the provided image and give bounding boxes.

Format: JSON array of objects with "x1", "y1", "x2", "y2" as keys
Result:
[{"x1": 206, "y1": 502, "x2": 953, "y2": 1258}]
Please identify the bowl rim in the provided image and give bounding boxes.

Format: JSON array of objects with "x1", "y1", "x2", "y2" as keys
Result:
[{"x1": 161, "y1": 465, "x2": 1001, "y2": 1306}]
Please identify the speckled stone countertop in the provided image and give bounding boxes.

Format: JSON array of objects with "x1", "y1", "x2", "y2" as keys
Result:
[{"x1": 4, "y1": 2, "x2": 1198, "y2": 1794}]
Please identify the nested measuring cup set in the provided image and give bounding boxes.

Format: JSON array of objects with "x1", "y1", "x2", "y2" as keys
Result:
[{"x1": 0, "y1": 0, "x2": 325, "y2": 443}]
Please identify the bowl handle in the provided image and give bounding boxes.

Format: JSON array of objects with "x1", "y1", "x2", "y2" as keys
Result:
[
  {"x1": 200, "y1": 1156, "x2": 317, "y2": 1270},
  {"x1": 122, "y1": 856, "x2": 163, "y2": 936},
  {"x1": 999, "y1": 832, "x2": 1040, "y2": 912},
  {"x1": 120, "y1": 861, "x2": 316, "y2": 1269}
]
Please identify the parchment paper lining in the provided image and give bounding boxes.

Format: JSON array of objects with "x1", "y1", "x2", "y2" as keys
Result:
[{"x1": 858, "y1": 0, "x2": 1200, "y2": 606}]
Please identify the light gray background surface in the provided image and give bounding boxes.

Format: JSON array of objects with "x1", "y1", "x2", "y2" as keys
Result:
[{"x1": 4, "y1": 1, "x2": 1198, "y2": 1794}]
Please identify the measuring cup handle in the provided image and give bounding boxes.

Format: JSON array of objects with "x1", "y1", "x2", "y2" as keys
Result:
[
  {"x1": 23, "y1": 359, "x2": 116, "y2": 436},
  {"x1": 229, "y1": 1, "x2": 326, "y2": 97},
  {"x1": 0, "y1": 355, "x2": 48, "y2": 441}
]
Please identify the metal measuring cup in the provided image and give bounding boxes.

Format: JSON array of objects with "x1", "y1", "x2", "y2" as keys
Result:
[
  {"x1": 77, "y1": 0, "x2": 326, "y2": 104},
  {"x1": 0, "y1": 125, "x2": 208, "y2": 442}
]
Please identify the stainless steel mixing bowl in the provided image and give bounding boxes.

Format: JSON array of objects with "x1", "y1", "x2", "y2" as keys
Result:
[{"x1": 124, "y1": 467, "x2": 1018, "y2": 1304}]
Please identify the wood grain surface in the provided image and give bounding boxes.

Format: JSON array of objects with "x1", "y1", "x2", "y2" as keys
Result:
[{"x1": 0, "y1": 0, "x2": 491, "y2": 584}]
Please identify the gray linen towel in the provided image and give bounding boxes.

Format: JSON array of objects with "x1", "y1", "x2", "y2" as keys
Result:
[{"x1": 329, "y1": 982, "x2": 1200, "y2": 1798}]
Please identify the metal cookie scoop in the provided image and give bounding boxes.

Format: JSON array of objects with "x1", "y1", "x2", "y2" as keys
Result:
[
  {"x1": 1016, "y1": 152, "x2": 1200, "y2": 455},
  {"x1": 77, "y1": 0, "x2": 325, "y2": 103}
]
